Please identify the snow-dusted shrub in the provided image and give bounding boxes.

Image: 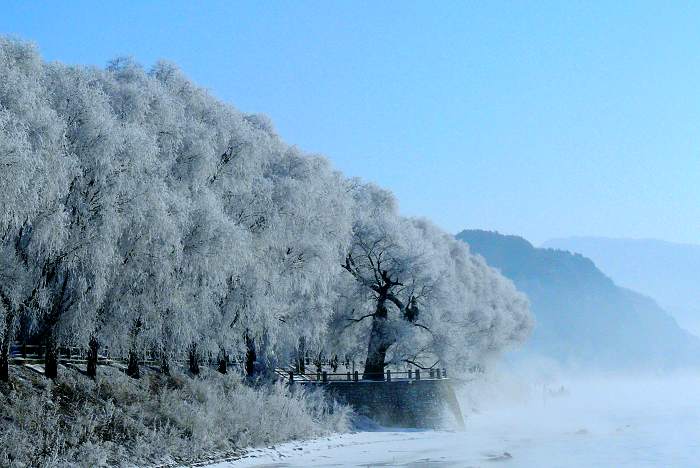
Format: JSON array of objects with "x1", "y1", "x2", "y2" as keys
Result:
[
  {"x1": 0, "y1": 366, "x2": 350, "y2": 467},
  {"x1": 149, "y1": 369, "x2": 349, "y2": 453}
]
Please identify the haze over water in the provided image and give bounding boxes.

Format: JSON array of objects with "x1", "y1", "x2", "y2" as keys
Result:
[{"x1": 223, "y1": 373, "x2": 700, "y2": 467}]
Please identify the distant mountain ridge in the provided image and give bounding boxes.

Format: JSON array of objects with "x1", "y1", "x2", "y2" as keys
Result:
[
  {"x1": 457, "y1": 230, "x2": 700, "y2": 370},
  {"x1": 542, "y1": 236, "x2": 700, "y2": 336}
]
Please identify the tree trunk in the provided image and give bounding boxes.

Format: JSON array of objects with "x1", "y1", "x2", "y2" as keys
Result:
[
  {"x1": 126, "y1": 349, "x2": 140, "y2": 378},
  {"x1": 126, "y1": 317, "x2": 142, "y2": 379},
  {"x1": 331, "y1": 355, "x2": 339, "y2": 372},
  {"x1": 160, "y1": 350, "x2": 170, "y2": 376},
  {"x1": 296, "y1": 337, "x2": 305, "y2": 373},
  {"x1": 362, "y1": 319, "x2": 389, "y2": 380},
  {"x1": 0, "y1": 306, "x2": 16, "y2": 382},
  {"x1": 43, "y1": 269, "x2": 71, "y2": 380},
  {"x1": 217, "y1": 346, "x2": 228, "y2": 374},
  {"x1": 44, "y1": 332, "x2": 59, "y2": 380},
  {"x1": 315, "y1": 353, "x2": 322, "y2": 374},
  {"x1": 160, "y1": 315, "x2": 172, "y2": 376},
  {"x1": 86, "y1": 335, "x2": 99, "y2": 379},
  {"x1": 362, "y1": 300, "x2": 393, "y2": 381},
  {"x1": 188, "y1": 342, "x2": 200, "y2": 375},
  {"x1": 244, "y1": 334, "x2": 256, "y2": 377}
]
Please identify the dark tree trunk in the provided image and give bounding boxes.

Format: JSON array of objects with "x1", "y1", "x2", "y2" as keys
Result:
[
  {"x1": 0, "y1": 306, "x2": 16, "y2": 382},
  {"x1": 159, "y1": 329, "x2": 171, "y2": 376},
  {"x1": 244, "y1": 334, "x2": 256, "y2": 377},
  {"x1": 315, "y1": 353, "x2": 322, "y2": 374},
  {"x1": 42, "y1": 268, "x2": 71, "y2": 380},
  {"x1": 362, "y1": 299, "x2": 394, "y2": 381},
  {"x1": 0, "y1": 345, "x2": 9, "y2": 383},
  {"x1": 296, "y1": 337, "x2": 305, "y2": 373},
  {"x1": 188, "y1": 342, "x2": 200, "y2": 375},
  {"x1": 362, "y1": 324, "x2": 389, "y2": 380},
  {"x1": 160, "y1": 350, "x2": 170, "y2": 376},
  {"x1": 126, "y1": 349, "x2": 140, "y2": 378},
  {"x1": 44, "y1": 332, "x2": 59, "y2": 380},
  {"x1": 217, "y1": 346, "x2": 228, "y2": 374},
  {"x1": 86, "y1": 335, "x2": 99, "y2": 379},
  {"x1": 160, "y1": 314, "x2": 173, "y2": 376},
  {"x1": 330, "y1": 355, "x2": 338, "y2": 372},
  {"x1": 126, "y1": 317, "x2": 142, "y2": 379}
]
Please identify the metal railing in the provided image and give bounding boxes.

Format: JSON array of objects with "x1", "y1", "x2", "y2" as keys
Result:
[
  {"x1": 10, "y1": 343, "x2": 452, "y2": 384},
  {"x1": 7, "y1": 343, "x2": 240, "y2": 370},
  {"x1": 277, "y1": 367, "x2": 448, "y2": 384}
]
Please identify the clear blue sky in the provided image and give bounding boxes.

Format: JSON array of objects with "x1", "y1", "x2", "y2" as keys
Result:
[{"x1": 3, "y1": 1, "x2": 699, "y2": 245}]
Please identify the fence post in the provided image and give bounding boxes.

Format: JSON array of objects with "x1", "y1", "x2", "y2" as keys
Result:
[
  {"x1": 386, "y1": 369, "x2": 391, "y2": 381},
  {"x1": 288, "y1": 371, "x2": 294, "y2": 384},
  {"x1": 322, "y1": 371, "x2": 328, "y2": 383},
  {"x1": 408, "y1": 369, "x2": 413, "y2": 379},
  {"x1": 429, "y1": 369, "x2": 434, "y2": 378},
  {"x1": 354, "y1": 370, "x2": 359, "y2": 382},
  {"x1": 347, "y1": 371, "x2": 351, "y2": 381},
  {"x1": 415, "y1": 369, "x2": 421, "y2": 380}
]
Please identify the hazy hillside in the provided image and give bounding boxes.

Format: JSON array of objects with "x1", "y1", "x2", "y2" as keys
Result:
[
  {"x1": 542, "y1": 236, "x2": 700, "y2": 336},
  {"x1": 457, "y1": 230, "x2": 700, "y2": 370}
]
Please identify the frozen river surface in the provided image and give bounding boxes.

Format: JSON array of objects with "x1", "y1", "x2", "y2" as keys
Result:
[{"x1": 214, "y1": 374, "x2": 700, "y2": 467}]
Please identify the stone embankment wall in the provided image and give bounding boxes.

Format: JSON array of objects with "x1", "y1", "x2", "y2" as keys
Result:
[{"x1": 323, "y1": 379, "x2": 465, "y2": 429}]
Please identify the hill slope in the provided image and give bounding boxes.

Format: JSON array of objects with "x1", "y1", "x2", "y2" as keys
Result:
[
  {"x1": 457, "y1": 230, "x2": 700, "y2": 369},
  {"x1": 543, "y1": 236, "x2": 700, "y2": 336}
]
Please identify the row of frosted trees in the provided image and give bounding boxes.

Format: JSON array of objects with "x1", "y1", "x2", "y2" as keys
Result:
[{"x1": 0, "y1": 38, "x2": 532, "y2": 383}]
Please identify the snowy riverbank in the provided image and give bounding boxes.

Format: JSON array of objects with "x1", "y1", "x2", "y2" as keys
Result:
[{"x1": 213, "y1": 373, "x2": 700, "y2": 467}]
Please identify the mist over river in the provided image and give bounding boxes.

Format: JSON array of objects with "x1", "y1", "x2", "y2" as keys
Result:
[{"x1": 220, "y1": 373, "x2": 700, "y2": 467}]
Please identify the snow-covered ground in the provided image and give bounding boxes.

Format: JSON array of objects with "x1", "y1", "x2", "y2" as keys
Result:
[{"x1": 212, "y1": 373, "x2": 700, "y2": 467}]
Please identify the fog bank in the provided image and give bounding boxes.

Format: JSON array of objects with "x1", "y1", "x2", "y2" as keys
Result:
[{"x1": 456, "y1": 368, "x2": 700, "y2": 467}]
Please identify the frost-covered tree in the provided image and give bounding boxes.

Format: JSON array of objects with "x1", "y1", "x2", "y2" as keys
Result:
[
  {"x1": 337, "y1": 184, "x2": 531, "y2": 379},
  {"x1": 242, "y1": 149, "x2": 352, "y2": 375},
  {"x1": 0, "y1": 39, "x2": 74, "y2": 381},
  {"x1": 0, "y1": 37, "x2": 532, "y2": 387},
  {"x1": 396, "y1": 219, "x2": 532, "y2": 371},
  {"x1": 26, "y1": 63, "x2": 133, "y2": 379},
  {"x1": 338, "y1": 184, "x2": 435, "y2": 379}
]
